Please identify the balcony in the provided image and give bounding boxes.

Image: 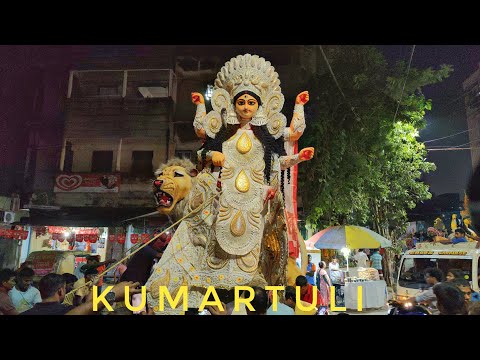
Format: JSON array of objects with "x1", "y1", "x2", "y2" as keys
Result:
[{"x1": 66, "y1": 69, "x2": 177, "y2": 114}]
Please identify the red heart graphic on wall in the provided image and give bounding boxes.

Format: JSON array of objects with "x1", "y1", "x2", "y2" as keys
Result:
[{"x1": 56, "y1": 175, "x2": 82, "y2": 191}]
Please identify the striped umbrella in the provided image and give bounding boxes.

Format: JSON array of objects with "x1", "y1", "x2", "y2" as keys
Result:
[{"x1": 305, "y1": 225, "x2": 392, "y2": 250}]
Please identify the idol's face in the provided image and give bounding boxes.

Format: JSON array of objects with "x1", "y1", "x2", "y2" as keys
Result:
[{"x1": 235, "y1": 94, "x2": 259, "y2": 121}]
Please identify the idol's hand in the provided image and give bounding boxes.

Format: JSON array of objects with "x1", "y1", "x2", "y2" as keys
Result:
[
  {"x1": 295, "y1": 91, "x2": 309, "y2": 105},
  {"x1": 212, "y1": 151, "x2": 225, "y2": 167},
  {"x1": 299, "y1": 147, "x2": 314, "y2": 161},
  {"x1": 191, "y1": 92, "x2": 205, "y2": 105},
  {"x1": 195, "y1": 128, "x2": 206, "y2": 139}
]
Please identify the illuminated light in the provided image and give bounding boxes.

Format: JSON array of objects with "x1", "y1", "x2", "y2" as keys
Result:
[{"x1": 205, "y1": 84, "x2": 213, "y2": 101}]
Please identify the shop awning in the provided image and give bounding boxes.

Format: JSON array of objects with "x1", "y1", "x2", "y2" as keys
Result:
[{"x1": 22, "y1": 206, "x2": 162, "y2": 227}]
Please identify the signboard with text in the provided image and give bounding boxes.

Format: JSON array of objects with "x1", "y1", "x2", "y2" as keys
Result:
[{"x1": 54, "y1": 173, "x2": 120, "y2": 193}]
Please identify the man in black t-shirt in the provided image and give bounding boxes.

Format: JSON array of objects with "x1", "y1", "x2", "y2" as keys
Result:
[
  {"x1": 120, "y1": 240, "x2": 163, "y2": 285},
  {"x1": 22, "y1": 273, "x2": 74, "y2": 315}
]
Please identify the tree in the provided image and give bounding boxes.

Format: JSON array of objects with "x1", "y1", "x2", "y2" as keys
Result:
[{"x1": 299, "y1": 45, "x2": 452, "y2": 284}]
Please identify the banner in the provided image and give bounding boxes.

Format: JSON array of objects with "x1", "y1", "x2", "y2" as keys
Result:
[
  {"x1": 29, "y1": 252, "x2": 57, "y2": 276},
  {"x1": 54, "y1": 173, "x2": 120, "y2": 193}
]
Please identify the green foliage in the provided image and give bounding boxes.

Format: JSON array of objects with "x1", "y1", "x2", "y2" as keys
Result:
[{"x1": 299, "y1": 45, "x2": 450, "y2": 241}]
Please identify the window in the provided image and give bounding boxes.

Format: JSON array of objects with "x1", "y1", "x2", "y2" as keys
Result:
[
  {"x1": 64, "y1": 141, "x2": 73, "y2": 173},
  {"x1": 91, "y1": 151, "x2": 113, "y2": 173},
  {"x1": 175, "y1": 150, "x2": 193, "y2": 161},
  {"x1": 131, "y1": 151, "x2": 153, "y2": 177},
  {"x1": 398, "y1": 256, "x2": 472, "y2": 290},
  {"x1": 98, "y1": 86, "x2": 119, "y2": 96}
]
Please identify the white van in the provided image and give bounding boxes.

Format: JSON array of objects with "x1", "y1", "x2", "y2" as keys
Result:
[{"x1": 395, "y1": 242, "x2": 479, "y2": 301}]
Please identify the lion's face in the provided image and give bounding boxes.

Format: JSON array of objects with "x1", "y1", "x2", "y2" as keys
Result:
[{"x1": 153, "y1": 165, "x2": 195, "y2": 215}]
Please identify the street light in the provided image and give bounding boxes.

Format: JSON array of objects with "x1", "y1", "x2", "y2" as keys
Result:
[
  {"x1": 340, "y1": 247, "x2": 351, "y2": 276},
  {"x1": 205, "y1": 84, "x2": 213, "y2": 101}
]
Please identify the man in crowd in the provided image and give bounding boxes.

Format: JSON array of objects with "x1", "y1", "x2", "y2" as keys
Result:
[
  {"x1": 353, "y1": 249, "x2": 369, "y2": 268},
  {"x1": 267, "y1": 286, "x2": 295, "y2": 315},
  {"x1": 329, "y1": 257, "x2": 343, "y2": 306},
  {"x1": 370, "y1": 249, "x2": 383, "y2": 278},
  {"x1": 73, "y1": 267, "x2": 99, "y2": 306},
  {"x1": 406, "y1": 267, "x2": 443, "y2": 314},
  {"x1": 9, "y1": 267, "x2": 42, "y2": 313},
  {"x1": 0, "y1": 269, "x2": 18, "y2": 315},
  {"x1": 305, "y1": 254, "x2": 316, "y2": 286},
  {"x1": 22, "y1": 272, "x2": 141, "y2": 315},
  {"x1": 433, "y1": 281, "x2": 467, "y2": 315},
  {"x1": 22, "y1": 273, "x2": 75, "y2": 315},
  {"x1": 80, "y1": 255, "x2": 116, "y2": 288},
  {"x1": 452, "y1": 228, "x2": 468, "y2": 244},
  {"x1": 452, "y1": 278, "x2": 480, "y2": 306},
  {"x1": 295, "y1": 275, "x2": 321, "y2": 314}
]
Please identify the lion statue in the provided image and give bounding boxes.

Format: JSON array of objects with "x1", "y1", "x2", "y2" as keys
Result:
[{"x1": 152, "y1": 157, "x2": 199, "y2": 220}]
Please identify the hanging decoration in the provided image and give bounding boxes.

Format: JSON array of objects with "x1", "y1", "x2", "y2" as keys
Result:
[{"x1": 130, "y1": 234, "x2": 139, "y2": 244}]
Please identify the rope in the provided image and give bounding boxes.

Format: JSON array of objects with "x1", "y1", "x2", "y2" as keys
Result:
[{"x1": 63, "y1": 190, "x2": 222, "y2": 303}]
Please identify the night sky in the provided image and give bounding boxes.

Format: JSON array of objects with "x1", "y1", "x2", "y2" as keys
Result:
[{"x1": 378, "y1": 45, "x2": 480, "y2": 197}]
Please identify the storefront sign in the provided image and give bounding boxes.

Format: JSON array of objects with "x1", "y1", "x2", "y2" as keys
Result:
[
  {"x1": 29, "y1": 252, "x2": 57, "y2": 276},
  {"x1": 54, "y1": 173, "x2": 120, "y2": 193}
]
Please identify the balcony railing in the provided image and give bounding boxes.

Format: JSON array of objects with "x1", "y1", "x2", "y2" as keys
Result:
[{"x1": 67, "y1": 69, "x2": 177, "y2": 104}]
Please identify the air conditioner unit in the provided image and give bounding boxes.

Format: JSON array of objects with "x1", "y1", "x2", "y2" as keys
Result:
[{"x1": 3, "y1": 210, "x2": 28, "y2": 224}]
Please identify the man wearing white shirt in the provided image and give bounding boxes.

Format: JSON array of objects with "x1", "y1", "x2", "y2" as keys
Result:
[
  {"x1": 329, "y1": 257, "x2": 344, "y2": 306},
  {"x1": 9, "y1": 267, "x2": 42, "y2": 313},
  {"x1": 353, "y1": 249, "x2": 369, "y2": 268}
]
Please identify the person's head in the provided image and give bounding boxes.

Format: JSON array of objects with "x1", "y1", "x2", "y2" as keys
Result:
[
  {"x1": 233, "y1": 91, "x2": 261, "y2": 122},
  {"x1": 319, "y1": 261, "x2": 326, "y2": 269},
  {"x1": 19, "y1": 260, "x2": 33, "y2": 270},
  {"x1": 62, "y1": 273, "x2": 78, "y2": 293},
  {"x1": 307, "y1": 254, "x2": 312, "y2": 263},
  {"x1": 454, "y1": 228, "x2": 466, "y2": 238},
  {"x1": 0, "y1": 269, "x2": 16, "y2": 291},
  {"x1": 16, "y1": 267, "x2": 35, "y2": 292},
  {"x1": 452, "y1": 278, "x2": 473, "y2": 303},
  {"x1": 149, "y1": 238, "x2": 165, "y2": 252},
  {"x1": 295, "y1": 275, "x2": 309, "y2": 296},
  {"x1": 446, "y1": 268, "x2": 464, "y2": 282},
  {"x1": 467, "y1": 162, "x2": 480, "y2": 231},
  {"x1": 284, "y1": 286, "x2": 296, "y2": 309},
  {"x1": 433, "y1": 282, "x2": 466, "y2": 315},
  {"x1": 424, "y1": 267, "x2": 443, "y2": 285},
  {"x1": 38, "y1": 273, "x2": 66, "y2": 302},
  {"x1": 331, "y1": 257, "x2": 338, "y2": 264},
  {"x1": 86, "y1": 255, "x2": 100, "y2": 265},
  {"x1": 246, "y1": 286, "x2": 268, "y2": 315},
  {"x1": 358, "y1": 248, "x2": 364, "y2": 253},
  {"x1": 84, "y1": 267, "x2": 98, "y2": 281}
]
